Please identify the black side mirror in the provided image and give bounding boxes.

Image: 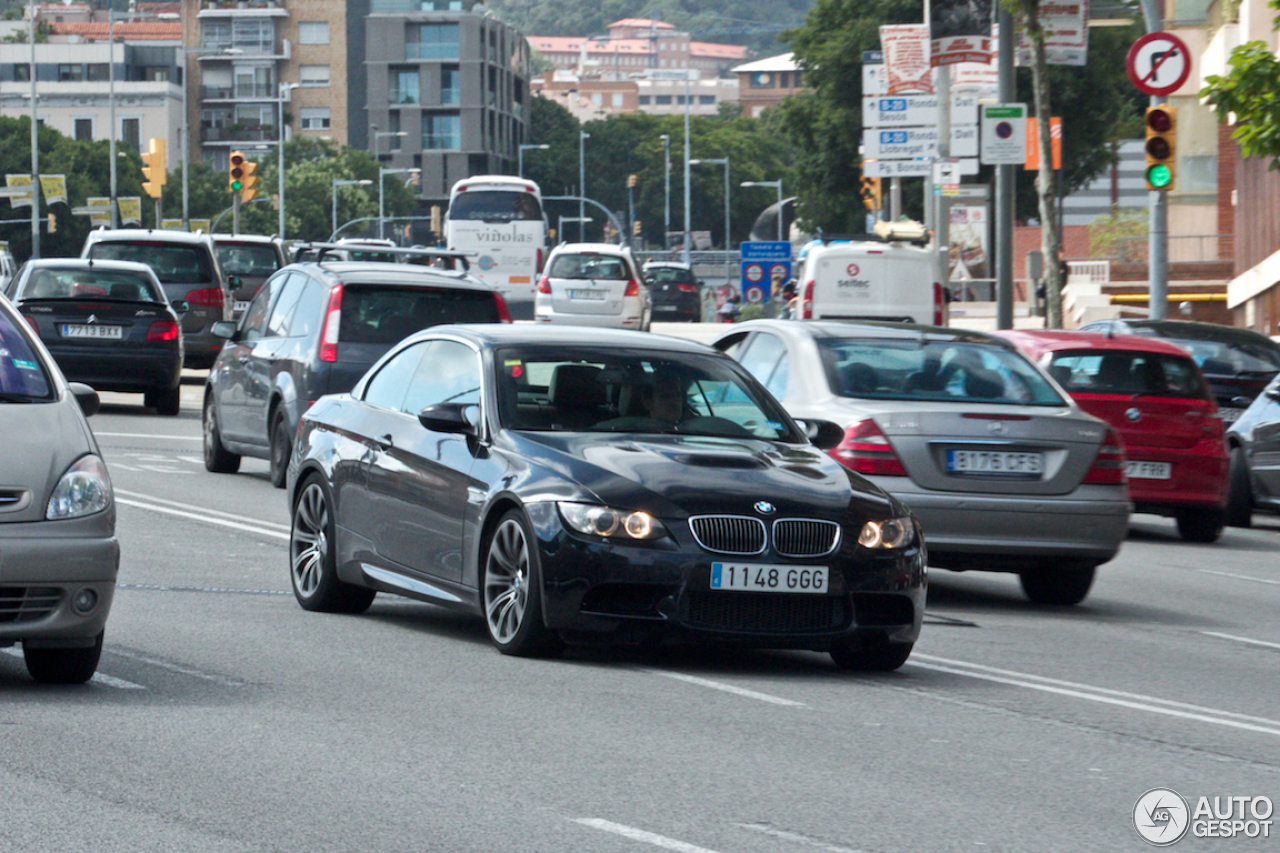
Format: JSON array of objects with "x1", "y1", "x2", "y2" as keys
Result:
[
  {"x1": 171, "y1": 299, "x2": 190, "y2": 314},
  {"x1": 1231, "y1": 396, "x2": 1253, "y2": 408},
  {"x1": 798, "y1": 418, "x2": 844, "y2": 451},
  {"x1": 68, "y1": 382, "x2": 100, "y2": 417},
  {"x1": 228, "y1": 275, "x2": 242, "y2": 288},
  {"x1": 418, "y1": 402, "x2": 478, "y2": 435}
]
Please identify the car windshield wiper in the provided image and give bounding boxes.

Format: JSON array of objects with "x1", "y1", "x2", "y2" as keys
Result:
[
  {"x1": 0, "y1": 392, "x2": 37, "y2": 403},
  {"x1": 1230, "y1": 369, "x2": 1279, "y2": 378}
]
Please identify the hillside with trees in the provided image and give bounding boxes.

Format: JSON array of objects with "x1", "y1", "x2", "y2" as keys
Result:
[{"x1": 484, "y1": 0, "x2": 811, "y2": 54}]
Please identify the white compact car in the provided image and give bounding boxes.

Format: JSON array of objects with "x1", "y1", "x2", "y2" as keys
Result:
[{"x1": 535, "y1": 243, "x2": 651, "y2": 330}]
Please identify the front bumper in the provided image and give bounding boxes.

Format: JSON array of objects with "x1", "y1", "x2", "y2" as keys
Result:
[
  {"x1": 525, "y1": 503, "x2": 926, "y2": 649},
  {"x1": 0, "y1": 513, "x2": 119, "y2": 645}
]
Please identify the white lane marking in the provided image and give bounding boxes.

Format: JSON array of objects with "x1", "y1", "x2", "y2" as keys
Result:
[
  {"x1": 107, "y1": 649, "x2": 247, "y2": 686},
  {"x1": 911, "y1": 654, "x2": 1280, "y2": 737},
  {"x1": 739, "y1": 823, "x2": 869, "y2": 853},
  {"x1": 1201, "y1": 631, "x2": 1280, "y2": 651},
  {"x1": 1199, "y1": 569, "x2": 1280, "y2": 586},
  {"x1": 116, "y1": 497, "x2": 290, "y2": 541},
  {"x1": 644, "y1": 670, "x2": 807, "y2": 707},
  {"x1": 115, "y1": 489, "x2": 291, "y2": 531},
  {"x1": 574, "y1": 819, "x2": 726, "y2": 853},
  {"x1": 93, "y1": 432, "x2": 202, "y2": 441},
  {"x1": 0, "y1": 648, "x2": 146, "y2": 689}
]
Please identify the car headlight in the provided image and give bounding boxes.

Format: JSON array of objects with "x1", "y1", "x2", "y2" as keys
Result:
[
  {"x1": 857, "y1": 516, "x2": 914, "y2": 549},
  {"x1": 46, "y1": 455, "x2": 112, "y2": 520},
  {"x1": 557, "y1": 502, "x2": 668, "y2": 540}
]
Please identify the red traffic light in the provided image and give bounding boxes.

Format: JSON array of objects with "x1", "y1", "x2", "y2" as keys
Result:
[{"x1": 1146, "y1": 108, "x2": 1173, "y2": 134}]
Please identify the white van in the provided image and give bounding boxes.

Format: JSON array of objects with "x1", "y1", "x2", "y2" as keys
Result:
[{"x1": 797, "y1": 230, "x2": 947, "y2": 326}]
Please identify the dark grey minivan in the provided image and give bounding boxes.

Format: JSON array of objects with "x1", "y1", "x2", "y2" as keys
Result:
[{"x1": 203, "y1": 259, "x2": 511, "y2": 487}]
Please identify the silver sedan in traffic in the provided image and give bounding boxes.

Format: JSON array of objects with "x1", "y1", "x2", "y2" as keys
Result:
[{"x1": 712, "y1": 320, "x2": 1131, "y2": 606}]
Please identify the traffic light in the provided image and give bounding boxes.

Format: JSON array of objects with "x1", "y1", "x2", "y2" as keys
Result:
[
  {"x1": 141, "y1": 138, "x2": 167, "y2": 199},
  {"x1": 633, "y1": 220, "x2": 642, "y2": 235},
  {"x1": 235, "y1": 154, "x2": 259, "y2": 204},
  {"x1": 47, "y1": 212, "x2": 56, "y2": 233},
  {"x1": 229, "y1": 151, "x2": 246, "y2": 192},
  {"x1": 406, "y1": 169, "x2": 421, "y2": 187},
  {"x1": 860, "y1": 175, "x2": 881, "y2": 212},
  {"x1": 1144, "y1": 105, "x2": 1177, "y2": 191},
  {"x1": 627, "y1": 174, "x2": 638, "y2": 188}
]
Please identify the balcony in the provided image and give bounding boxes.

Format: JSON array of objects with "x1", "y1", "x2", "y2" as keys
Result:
[
  {"x1": 202, "y1": 125, "x2": 279, "y2": 143},
  {"x1": 389, "y1": 90, "x2": 421, "y2": 105},
  {"x1": 406, "y1": 43, "x2": 459, "y2": 61}
]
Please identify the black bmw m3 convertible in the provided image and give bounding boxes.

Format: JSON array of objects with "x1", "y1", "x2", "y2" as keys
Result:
[{"x1": 287, "y1": 325, "x2": 926, "y2": 670}]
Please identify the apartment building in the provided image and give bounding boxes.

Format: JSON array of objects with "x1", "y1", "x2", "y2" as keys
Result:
[
  {"x1": 732, "y1": 53, "x2": 803, "y2": 118},
  {"x1": 528, "y1": 18, "x2": 747, "y2": 81},
  {"x1": 364, "y1": 0, "x2": 530, "y2": 204}
]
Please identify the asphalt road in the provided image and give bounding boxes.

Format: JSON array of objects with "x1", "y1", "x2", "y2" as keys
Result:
[{"x1": 4, "y1": 338, "x2": 1279, "y2": 852}]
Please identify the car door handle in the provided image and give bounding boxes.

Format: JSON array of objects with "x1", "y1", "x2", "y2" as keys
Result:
[{"x1": 374, "y1": 433, "x2": 394, "y2": 451}]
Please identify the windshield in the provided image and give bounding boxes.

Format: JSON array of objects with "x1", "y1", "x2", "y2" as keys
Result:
[
  {"x1": 450, "y1": 190, "x2": 543, "y2": 222},
  {"x1": 17, "y1": 268, "x2": 162, "y2": 302},
  {"x1": 818, "y1": 338, "x2": 1066, "y2": 406},
  {"x1": 548, "y1": 253, "x2": 629, "y2": 281},
  {"x1": 88, "y1": 242, "x2": 215, "y2": 285},
  {"x1": 339, "y1": 286, "x2": 499, "y2": 344},
  {"x1": 1046, "y1": 350, "x2": 1209, "y2": 399},
  {"x1": 646, "y1": 267, "x2": 694, "y2": 283},
  {"x1": 1152, "y1": 335, "x2": 1280, "y2": 375},
  {"x1": 217, "y1": 244, "x2": 282, "y2": 277},
  {"x1": 495, "y1": 346, "x2": 804, "y2": 441},
  {"x1": 0, "y1": 308, "x2": 53, "y2": 400}
]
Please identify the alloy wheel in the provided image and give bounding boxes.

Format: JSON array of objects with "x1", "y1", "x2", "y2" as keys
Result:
[{"x1": 484, "y1": 518, "x2": 530, "y2": 644}]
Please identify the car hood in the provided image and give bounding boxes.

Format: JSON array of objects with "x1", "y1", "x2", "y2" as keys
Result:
[
  {"x1": 507, "y1": 431, "x2": 901, "y2": 521},
  {"x1": 0, "y1": 397, "x2": 99, "y2": 523}
]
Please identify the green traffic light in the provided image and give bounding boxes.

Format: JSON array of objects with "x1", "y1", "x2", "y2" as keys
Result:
[{"x1": 1146, "y1": 164, "x2": 1172, "y2": 189}]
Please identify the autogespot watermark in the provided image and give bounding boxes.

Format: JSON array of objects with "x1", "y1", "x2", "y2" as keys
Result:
[{"x1": 1134, "y1": 788, "x2": 1274, "y2": 845}]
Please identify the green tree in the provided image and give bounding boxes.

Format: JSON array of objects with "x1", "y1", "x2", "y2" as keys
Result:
[{"x1": 1202, "y1": 35, "x2": 1280, "y2": 167}]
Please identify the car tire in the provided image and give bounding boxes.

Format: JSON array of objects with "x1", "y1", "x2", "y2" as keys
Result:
[
  {"x1": 148, "y1": 385, "x2": 181, "y2": 417},
  {"x1": 290, "y1": 477, "x2": 376, "y2": 614},
  {"x1": 1019, "y1": 561, "x2": 1097, "y2": 606},
  {"x1": 1176, "y1": 508, "x2": 1225, "y2": 543},
  {"x1": 269, "y1": 411, "x2": 291, "y2": 489},
  {"x1": 1226, "y1": 446, "x2": 1253, "y2": 528},
  {"x1": 830, "y1": 636, "x2": 913, "y2": 672},
  {"x1": 24, "y1": 632, "x2": 104, "y2": 684},
  {"x1": 482, "y1": 510, "x2": 562, "y2": 658},
  {"x1": 203, "y1": 396, "x2": 241, "y2": 473}
]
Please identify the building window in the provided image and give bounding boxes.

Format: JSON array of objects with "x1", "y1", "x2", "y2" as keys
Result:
[
  {"x1": 423, "y1": 113, "x2": 460, "y2": 149},
  {"x1": 201, "y1": 20, "x2": 231, "y2": 50},
  {"x1": 779, "y1": 72, "x2": 790, "y2": 88},
  {"x1": 235, "y1": 66, "x2": 274, "y2": 99},
  {"x1": 141, "y1": 67, "x2": 169, "y2": 82},
  {"x1": 73, "y1": 118, "x2": 93, "y2": 141},
  {"x1": 87, "y1": 64, "x2": 109, "y2": 82},
  {"x1": 57, "y1": 65, "x2": 83, "y2": 82},
  {"x1": 300, "y1": 107, "x2": 331, "y2": 130},
  {"x1": 441, "y1": 67, "x2": 460, "y2": 105},
  {"x1": 611, "y1": 93, "x2": 623, "y2": 107},
  {"x1": 591, "y1": 93, "x2": 602, "y2": 106},
  {"x1": 13, "y1": 64, "x2": 29, "y2": 82},
  {"x1": 121, "y1": 117, "x2": 140, "y2": 151},
  {"x1": 390, "y1": 68, "x2": 419, "y2": 104},
  {"x1": 638, "y1": 95, "x2": 650, "y2": 105},
  {"x1": 298, "y1": 22, "x2": 330, "y2": 45},
  {"x1": 409, "y1": 23, "x2": 459, "y2": 60},
  {"x1": 300, "y1": 65, "x2": 330, "y2": 87},
  {"x1": 699, "y1": 95, "x2": 715, "y2": 105},
  {"x1": 655, "y1": 95, "x2": 672, "y2": 105}
]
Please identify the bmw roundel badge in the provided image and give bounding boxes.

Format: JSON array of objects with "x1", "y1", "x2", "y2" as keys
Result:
[
  {"x1": 1125, "y1": 407, "x2": 1142, "y2": 423},
  {"x1": 754, "y1": 501, "x2": 776, "y2": 515}
]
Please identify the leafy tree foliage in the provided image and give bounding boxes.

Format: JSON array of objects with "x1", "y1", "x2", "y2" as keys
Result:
[{"x1": 1202, "y1": 36, "x2": 1280, "y2": 168}]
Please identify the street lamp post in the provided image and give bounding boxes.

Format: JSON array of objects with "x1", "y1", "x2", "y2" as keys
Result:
[
  {"x1": 660, "y1": 133, "x2": 670, "y2": 253},
  {"x1": 108, "y1": 0, "x2": 117, "y2": 228},
  {"x1": 741, "y1": 179, "x2": 784, "y2": 241},
  {"x1": 579, "y1": 131, "x2": 589, "y2": 238},
  {"x1": 373, "y1": 128, "x2": 406, "y2": 159},
  {"x1": 379, "y1": 167, "x2": 419, "y2": 242},
  {"x1": 181, "y1": 46, "x2": 240, "y2": 230},
  {"x1": 278, "y1": 82, "x2": 299, "y2": 239},
  {"x1": 690, "y1": 157, "x2": 730, "y2": 288},
  {"x1": 518, "y1": 143, "x2": 549, "y2": 179},
  {"x1": 682, "y1": 75, "x2": 691, "y2": 263},
  {"x1": 29, "y1": 0, "x2": 38, "y2": 257},
  {"x1": 332, "y1": 178, "x2": 372, "y2": 239}
]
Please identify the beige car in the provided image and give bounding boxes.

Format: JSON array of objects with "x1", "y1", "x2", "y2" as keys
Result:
[{"x1": 0, "y1": 294, "x2": 118, "y2": 683}]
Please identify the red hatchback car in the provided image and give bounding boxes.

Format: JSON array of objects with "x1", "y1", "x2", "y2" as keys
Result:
[{"x1": 1000, "y1": 330, "x2": 1229, "y2": 542}]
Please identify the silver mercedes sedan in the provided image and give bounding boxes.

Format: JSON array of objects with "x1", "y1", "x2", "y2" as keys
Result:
[{"x1": 711, "y1": 320, "x2": 1131, "y2": 606}]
